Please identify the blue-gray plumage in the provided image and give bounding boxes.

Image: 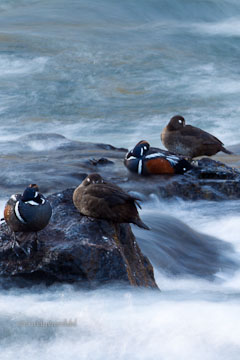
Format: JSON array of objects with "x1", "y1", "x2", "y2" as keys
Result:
[{"x1": 4, "y1": 184, "x2": 52, "y2": 254}]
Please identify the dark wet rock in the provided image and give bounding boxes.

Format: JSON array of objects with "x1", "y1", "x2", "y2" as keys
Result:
[
  {"x1": 193, "y1": 158, "x2": 240, "y2": 180},
  {"x1": 88, "y1": 157, "x2": 114, "y2": 166},
  {"x1": 96, "y1": 143, "x2": 127, "y2": 152},
  {"x1": 157, "y1": 158, "x2": 240, "y2": 200},
  {"x1": 0, "y1": 188, "x2": 157, "y2": 289}
]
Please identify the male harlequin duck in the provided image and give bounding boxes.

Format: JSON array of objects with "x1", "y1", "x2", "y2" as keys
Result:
[
  {"x1": 124, "y1": 140, "x2": 192, "y2": 175},
  {"x1": 73, "y1": 173, "x2": 149, "y2": 230},
  {"x1": 161, "y1": 115, "x2": 232, "y2": 159},
  {"x1": 4, "y1": 184, "x2": 52, "y2": 249}
]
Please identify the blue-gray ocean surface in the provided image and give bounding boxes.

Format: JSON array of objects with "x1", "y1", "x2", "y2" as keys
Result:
[{"x1": 0, "y1": 1, "x2": 240, "y2": 359}]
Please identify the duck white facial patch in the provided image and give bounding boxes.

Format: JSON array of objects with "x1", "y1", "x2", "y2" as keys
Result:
[
  {"x1": 14, "y1": 201, "x2": 27, "y2": 224},
  {"x1": 25, "y1": 200, "x2": 40, "y2": 206},
  {"x1": 125, "y1": 155, "x2": 137, "y2": 161}
]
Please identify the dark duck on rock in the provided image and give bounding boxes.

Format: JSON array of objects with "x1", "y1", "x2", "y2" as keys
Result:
[
  {"x1": 124, "y1": 140, "x2": 192, "y2": 175},
  {"x1": 4, "y1": 184, "x2": 52, "y2": 252},
  {"x1": 161, "y1": 115, "x2": 233, "y2": 159},
  {"x1": 73, "y1": 173, "x2": 149, "y2": 230}
]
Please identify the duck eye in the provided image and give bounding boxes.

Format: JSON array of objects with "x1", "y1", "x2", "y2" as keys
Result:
[
  {"x1": 87, "y1": 178, "x2": 91, "y2": 183},
  {"x1": 178, "y1": 119, "x2": 182, "y2": 123},
  {"x1": 143, "y1": 146, "x2": 147, "y2": 150}
]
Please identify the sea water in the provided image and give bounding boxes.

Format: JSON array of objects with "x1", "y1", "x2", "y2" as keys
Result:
[{"x1": 0, "y1": 0, "x2": 240, "y2": 147}]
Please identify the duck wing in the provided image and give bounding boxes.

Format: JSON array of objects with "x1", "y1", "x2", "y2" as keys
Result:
[
  {"x1": 85, "y1": 184, "x2": 137, "y2": 207},
  {"x1": 180, "y1": 125, "x2": 223, "y2": 146}
]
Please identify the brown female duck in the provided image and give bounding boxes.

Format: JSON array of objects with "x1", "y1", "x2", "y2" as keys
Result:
[
  {"x1": 161, "y1": 115, "x2": 232, "y2": 158},
  {"x1": 73, "y1": 173, "x2": 149, "y2": 230}
]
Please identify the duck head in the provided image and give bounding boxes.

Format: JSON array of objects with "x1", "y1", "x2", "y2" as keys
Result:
[
  {"x1": 167, "y1": 115, "x2": 186, "y2": 131},
  {"x1": 82, "y1": 173, "x2": 104, "y2": 186},
  {"x1": 22, "y1": 184, "x2": 40, "y2": 202},
  {"x1": 126, "y1": 140, "x2": 150, "y2": 159}
]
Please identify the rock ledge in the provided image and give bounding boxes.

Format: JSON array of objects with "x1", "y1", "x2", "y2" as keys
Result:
[{"x1": 0, "y1": 188, "x2": 157, "y2": 289}]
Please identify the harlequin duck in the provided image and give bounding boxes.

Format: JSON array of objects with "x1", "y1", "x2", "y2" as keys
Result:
[
  {"x1": 161, "y1": 115, "x2": 232, "y2": 158},
  {"x1": 4, "y1": 184, "x2": 52, "y2": 251},
  {"x1": 73, "y1": 173, "x2": 149, "y2": 230},
  {"x1": 124, "y1": 140, "x2": 192, "y2": 175}
]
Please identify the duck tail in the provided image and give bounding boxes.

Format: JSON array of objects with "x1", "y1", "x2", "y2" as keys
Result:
[
  {"x1": 135, "y1": 200, "x2": 142, "y2": 209},
  {"x1": 221, "y1": 146, "x2": 233, "y2": 155},
  {"x1": 174, "y1": 159, "x2": 192, "y2": 174},
  {"x1": 134, "y1": 218, "x2": 150, "y2": 230}
]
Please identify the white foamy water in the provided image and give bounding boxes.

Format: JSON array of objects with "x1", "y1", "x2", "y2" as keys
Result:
[
  {"x1": 194, "y1": 17, "x2": 240, "y2": 37},
  {"x1": 0, "y1": 283, "x2": 240, "y2": 360},
  {"x1": 202, "y1": 216, "x2": 240, "y2": 248},
  {"x1": 0, "y1": 56, "x2": 48, "y2": 76},
  {"x1": 1, "y1": 198, "x2": 240, "y2": 359}
]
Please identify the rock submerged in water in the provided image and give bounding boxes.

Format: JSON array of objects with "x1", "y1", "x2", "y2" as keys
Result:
[
  {"x1": 0, "y1": 188, "x2": 157, "y2": 289},
  {"x1": 1, "y1": 133, "x2": 240, "y2": 201}
]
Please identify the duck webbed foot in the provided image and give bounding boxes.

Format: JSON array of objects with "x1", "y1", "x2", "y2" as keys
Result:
[
  {"x1": 33, "y1": 232, "x2": 40, "y2": 252},
  {"x1": 10, "y1": 232, "x2": 30, "y2": 257},
  {"x1": 10, "y1": 231, "x2": 40, "y2": 257}
]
